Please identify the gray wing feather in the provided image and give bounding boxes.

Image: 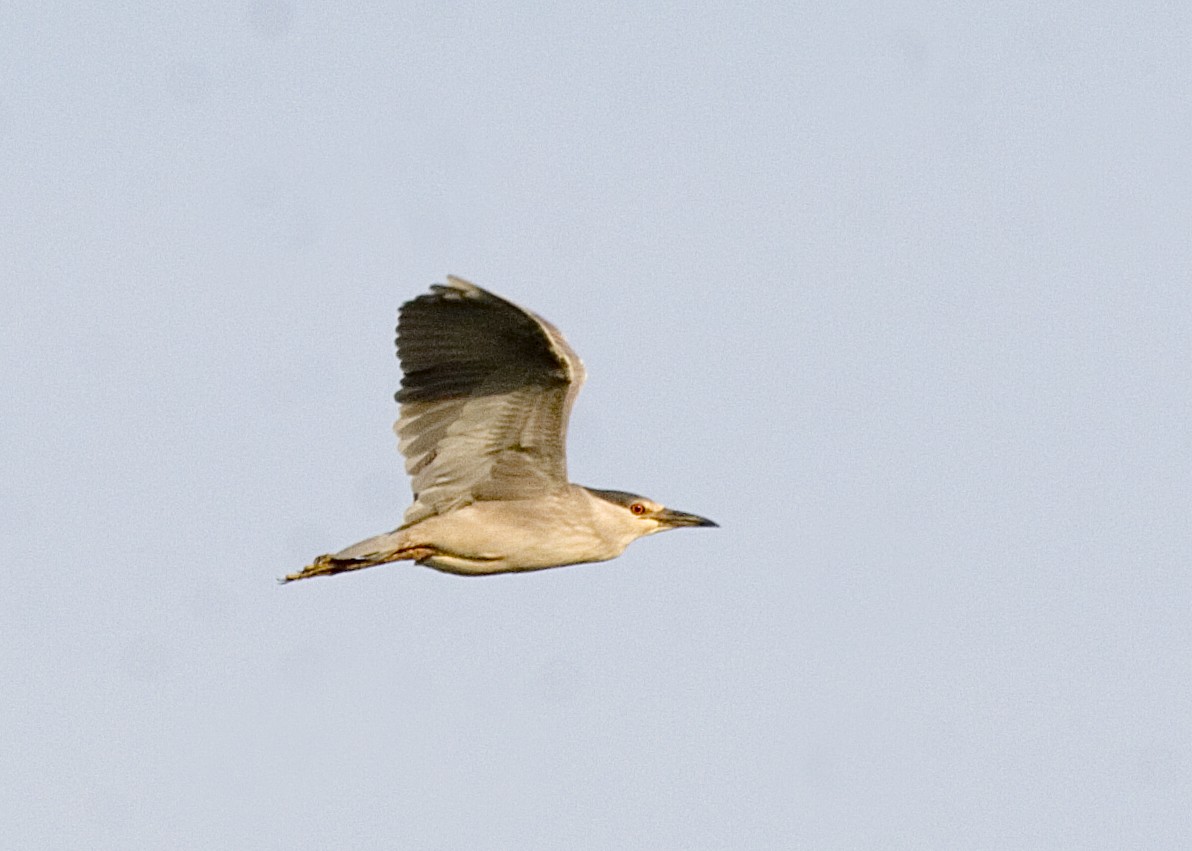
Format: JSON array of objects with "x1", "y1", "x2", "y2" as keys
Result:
[{"x1": 394, "y1": 277, "x2": 586, "y2": 524}]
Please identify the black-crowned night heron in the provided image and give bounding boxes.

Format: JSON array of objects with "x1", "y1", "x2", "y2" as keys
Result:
[{"x1": 285, "y1": 276, "x2": 716, "y2": 582}]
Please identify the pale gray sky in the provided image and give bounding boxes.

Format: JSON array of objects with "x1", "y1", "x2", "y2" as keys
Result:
[{"x1": 3, "y1": 2, "x2": 1190, "y2": 849}]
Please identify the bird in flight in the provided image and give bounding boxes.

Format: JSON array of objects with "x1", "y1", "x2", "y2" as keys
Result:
[{"x1": 285, "y1": 276, "x2": 716, "y2": 582}]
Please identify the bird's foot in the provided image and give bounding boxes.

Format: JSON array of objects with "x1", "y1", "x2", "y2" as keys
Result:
[{"x1": 281, "y1": 553, "x2": 367, "y2": 583}]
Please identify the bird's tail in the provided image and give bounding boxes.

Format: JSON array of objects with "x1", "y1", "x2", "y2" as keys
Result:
[{"x1": 282, "y1": 530, "x2": 426, "y2": 583}]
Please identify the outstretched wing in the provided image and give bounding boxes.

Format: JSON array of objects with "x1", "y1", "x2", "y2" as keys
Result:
[{"x1": 394, "y1": 276, "x2": 586, "y2": 525}]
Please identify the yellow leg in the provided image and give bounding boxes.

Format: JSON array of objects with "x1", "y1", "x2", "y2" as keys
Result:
[{"x1": 280, "y1": 547, "x2": 435, "y2": 583}]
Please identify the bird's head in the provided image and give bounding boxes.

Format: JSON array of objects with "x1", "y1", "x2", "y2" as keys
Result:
[{"x1": 583, "y1": 487, "x2": 718, "y2": 543}]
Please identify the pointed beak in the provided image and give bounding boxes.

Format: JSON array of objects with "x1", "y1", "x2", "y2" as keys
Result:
[{"x1": 657, "y1": 508, "x2": 719, "y2": 529}]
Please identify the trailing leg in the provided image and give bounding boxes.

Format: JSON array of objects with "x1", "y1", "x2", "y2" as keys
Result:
[{"x1": 281, "y1": 546, "x2": 435, "y2": 583}]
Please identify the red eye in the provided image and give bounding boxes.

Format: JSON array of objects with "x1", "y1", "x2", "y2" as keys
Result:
[{"x1": 630, "y1": 502, "x2": 647, "y2": 515}]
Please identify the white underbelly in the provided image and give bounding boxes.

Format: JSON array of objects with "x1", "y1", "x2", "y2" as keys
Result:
[{"x1": 407, "y1": 498, "x2": 625, "y2": 574}]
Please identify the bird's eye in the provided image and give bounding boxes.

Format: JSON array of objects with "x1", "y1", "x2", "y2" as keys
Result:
[{"x1": 630, "y1": 502, "x2": 648, "y2": 516}]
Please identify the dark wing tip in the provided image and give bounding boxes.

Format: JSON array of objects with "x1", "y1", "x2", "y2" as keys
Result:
[{"x1": 394, "y1": 278, "x2": 573, "y2": 404}]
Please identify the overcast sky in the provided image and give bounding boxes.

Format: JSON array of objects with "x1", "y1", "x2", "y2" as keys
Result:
[{"x1": 3, "y1": 2, "x2": 1190, "y2": 849}]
